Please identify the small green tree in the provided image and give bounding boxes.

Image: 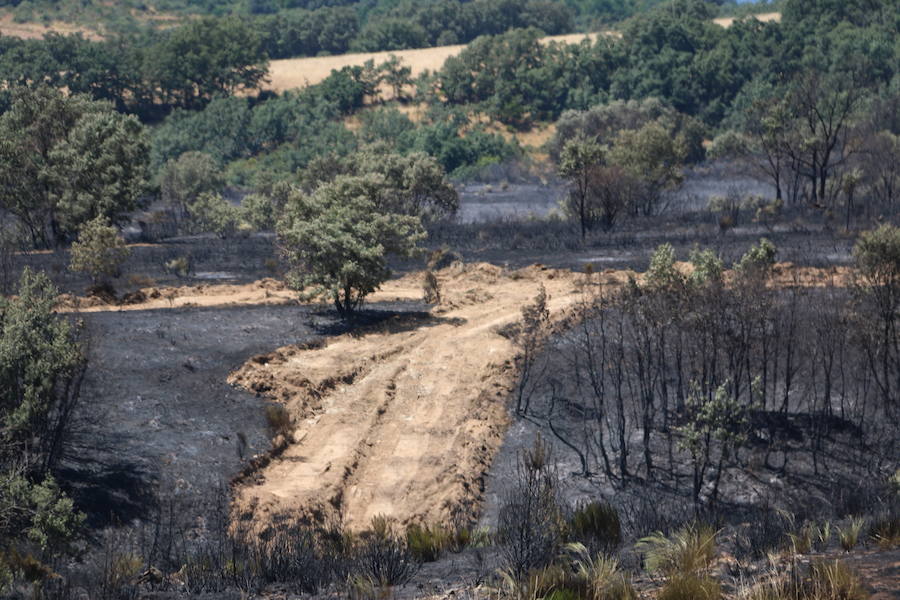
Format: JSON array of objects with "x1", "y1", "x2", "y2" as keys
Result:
[
  {"x1": 278, "y1": 174, "x2": 425, "y2": 317},
  {"x1": 306, "y1": 150, "x2": 459, "y2": 223},
  {"x1": 645, "y1": 243, "x2": 686, "y2": 292},
  {"x1": 677, "y1": 381, "x2": 750, "y2": 508},
  {"x1": 379, "y1": 55, "x2": 413, "y2": 101},
  {"x1": 688, "y1": 246, "x2": 724, "y2": 289},
  {"x1": 240, "y1": 193, "x2": 275, "y2": 231},
  {"x1": 558, "y1": 137, "x2": 604, "y2": 240},
  {"x1": 68, "y1": 216, "x2": 130, "y2": 286},
  {"x1": 0, "y1": 87, "x2": 148, "y2": 247},
  {"x1": 159, "y1": 151, "x2": 225, "y2": 226},
  {"x1": 854, "y1": 225, "x2": 900, "y2": 311},
  {"x1": 187, "y1": 192, "x2": 241, "y2": 237},
  {"x1": 853, "y1": 225, "x2": 900, "y2": 411},
  {"x1": 609, "y1": 119, "x2": 686, "y2": 216},
  {"x1": 733, "y1": 238, "x2": 777, "y2": 280}
]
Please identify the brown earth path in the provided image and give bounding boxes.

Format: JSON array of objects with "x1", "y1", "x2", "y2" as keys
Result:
[{"x1": 227, "y1": 263, "x2": 595, "y2": 530}]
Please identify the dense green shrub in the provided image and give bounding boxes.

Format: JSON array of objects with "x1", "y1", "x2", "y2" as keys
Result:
[
  {"x1": 68, "y1": 216, "x2": 131, "y2": 286},
  {"x1": 0, "y1": 270, "x2": 86, "y2": 592}
]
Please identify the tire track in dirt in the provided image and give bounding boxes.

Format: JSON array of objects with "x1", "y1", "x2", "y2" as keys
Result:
[{"x1": 228, "y1": 263, "x2": 592, "y2": 530}]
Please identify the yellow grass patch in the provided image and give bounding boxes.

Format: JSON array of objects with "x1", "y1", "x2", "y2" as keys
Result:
[
  {"x1": 713, "y1": 11, "x2": 781, "y2": 28},
  {"x1": 0, "y1": 12, "x2": 103, "y2": 40},
  {"x1": 265, "y1": 31, "x2": 602, "y2": 94}
]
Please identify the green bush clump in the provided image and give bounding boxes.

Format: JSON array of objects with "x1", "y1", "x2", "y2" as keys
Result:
[
  {"x1": 406, "y1": 523, "x2": 450, "y2": 562},
  {"x1": 68, "y1": 216, "x2": 131, "y2": 286}
]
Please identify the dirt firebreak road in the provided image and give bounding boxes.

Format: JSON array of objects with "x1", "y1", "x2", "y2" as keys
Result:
[{"x1": 228, "y1": 263, "x2": 590, "y2": 530}]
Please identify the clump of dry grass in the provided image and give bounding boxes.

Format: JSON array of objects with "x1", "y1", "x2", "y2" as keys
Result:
[
  {"x1": 838, "y1": 517, "x2": 866, "y2": 552},
  {"x1": 868, "y1": 515, "x2": 900, "y2": 549},
  {"x1": 658, "y1": 573, "x2": 721, "y2": 600},
  {"x1": 741, "y1": 559, "x2": 868, "y2": 600},
  {"x1": 636, "y1": 523, "x2": 718, "y2": 575},
  {"x1": 568, "y1": 502, "x2": 622, "y2": 554},
  {"x1": 264, "y1": 403, "x2": 292, "y2": 437},
  {"x1": 566, "y1": 543, "x2": 636, "y2": 600}
]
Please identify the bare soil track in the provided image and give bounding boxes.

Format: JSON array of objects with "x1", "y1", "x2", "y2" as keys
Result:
[{"x1": 228, "y1": 263, "x2": 592, "y2": 531}]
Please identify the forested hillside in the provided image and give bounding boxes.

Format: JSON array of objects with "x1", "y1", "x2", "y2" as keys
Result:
[
  {"x1": 0, "y1": 0, "x2": 893, "y2": 228},
  {"x1": 1, "y1": 0, "x2": 775, "y2": 47}
]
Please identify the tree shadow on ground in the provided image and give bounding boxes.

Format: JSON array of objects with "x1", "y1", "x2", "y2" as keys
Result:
[
  {"x1": 311, "y1": 306, "x2": 466, "y2": 337},
  {"x1": 57, "y1": 454, "x2": 158, "y2": 529}
]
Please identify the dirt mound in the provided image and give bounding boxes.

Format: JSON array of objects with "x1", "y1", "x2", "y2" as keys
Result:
[{"x1": 228, "y1": 263, "x2": 584, "y2": 530}]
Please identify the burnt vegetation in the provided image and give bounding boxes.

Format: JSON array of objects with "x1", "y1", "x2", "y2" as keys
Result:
[{"x1": 0, "y1": 0, "x2": 899, "y2": 597}]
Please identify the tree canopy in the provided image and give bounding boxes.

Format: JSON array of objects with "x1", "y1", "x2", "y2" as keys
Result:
[
  {"x1": 278, "y1": 175, "x2": 426, "y2": 316},
  {"x1": 0, "y1": 87, "x2": 148, "y2": 248}
]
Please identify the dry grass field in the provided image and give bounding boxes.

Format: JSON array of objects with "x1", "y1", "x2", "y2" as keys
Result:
[
  {"x1": 265, "y1": 32, "x2": 602, "y2": 93},
  {"x1": 0, "y1": 13, "x2": 102, "y2": 40}
]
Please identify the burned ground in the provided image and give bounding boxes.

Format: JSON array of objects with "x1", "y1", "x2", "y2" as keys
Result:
[{"x1": 58, "y1": 300, "x2": 424, "y2": 530}]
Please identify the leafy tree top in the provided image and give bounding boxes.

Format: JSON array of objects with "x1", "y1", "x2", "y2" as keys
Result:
[{"x1": 278, "y1": 173, "x2": 426, "y2": 316}]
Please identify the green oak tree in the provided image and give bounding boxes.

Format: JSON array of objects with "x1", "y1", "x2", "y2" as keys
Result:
[
  {"x1": 277, "y1": 174, "x2": 425, "y2": 317},
  {"x1": 0, "y1": 87, "x2": 148, "y2": 248},
  {"x1": 68, "y1": 216, "x2": 131, "y2": 287}
]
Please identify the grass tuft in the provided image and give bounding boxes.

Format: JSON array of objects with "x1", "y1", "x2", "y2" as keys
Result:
[
  {"x1": 868, "y1": 514, "x2": 900, "y2": 549},
  {"x1": 838, "y1": 517, "x2": 865, "y2": 552},
  {"x1": 406, "y1": 523, "x2": 450, "y2": 562},
  {"x1": 566, "y1": 542, "x2": 637, "y2": 600},
  {"x1": 658, "y1": 573, "x2": 721, "y2": 600},
  {"x1": 636, "y1": 523, "x2": 718, "y2": 575},
  {"x1": 264, "y1": 403, "x2": 292, "y2": 437},
  {"x1": 568, "y1": 501, "x2": 622, "y2": 553},
  {"x1": 807, "y1": 560, "x2": 869, "y2": 600}
]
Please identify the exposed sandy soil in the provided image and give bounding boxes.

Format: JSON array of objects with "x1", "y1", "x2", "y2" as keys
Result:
[
  {"x1": 227, "y1": 263, "x2": 593, "y2": 531},
  {"x1": 58, "y1": 278, "x2": 302, "y2": 312},
  {"x1": 56, "y1": 274, "x2": 428, "y2": 313},
  {"x1": 56, "y1": 261, "x2": 853, "y2": 314},
  {"x1": 843, "y1": 548, "x2": 900, "y2": 600},
  {"x1": 221, "y1": 261, "x2": 853, "y2": 533},
  {"x1": 265, "y1": 32, "x2": 601, "y2": 93}
]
